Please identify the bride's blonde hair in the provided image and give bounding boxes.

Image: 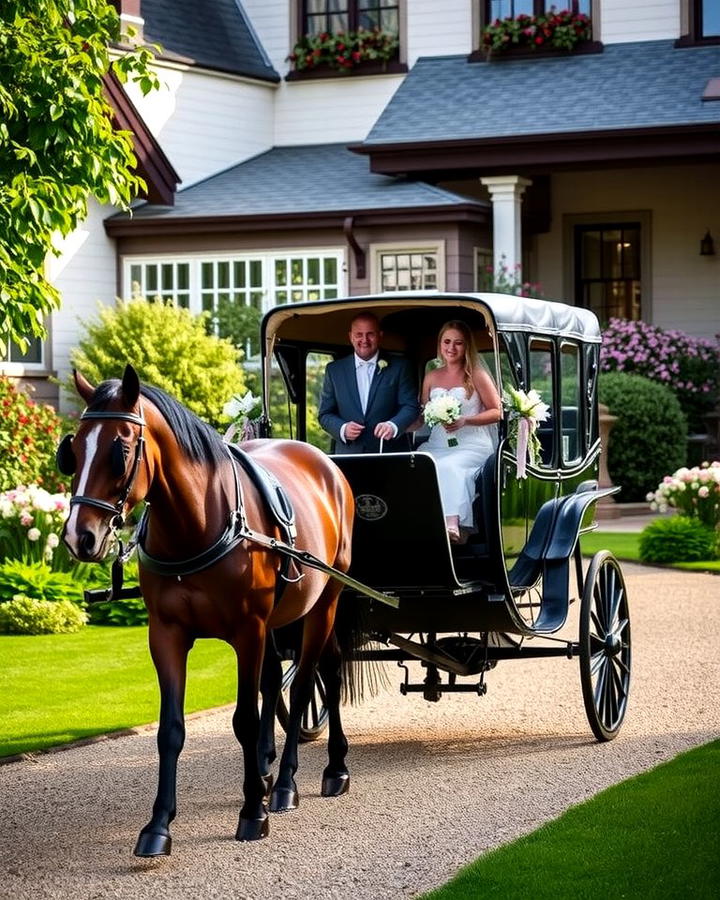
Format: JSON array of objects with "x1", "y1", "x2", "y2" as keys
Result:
[{"x1": 437, "y1": 320, "x2": 479, "y2": 397}]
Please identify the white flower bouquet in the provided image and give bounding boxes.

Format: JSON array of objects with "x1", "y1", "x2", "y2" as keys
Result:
[
  {"x1": 423, "y1": 394, "x2": 462, "y2": 447},
  {"x1": 503, "y1": 386, "x2": 550, "y2": 478},
  {"x1": 223, "y1": 391, "x2": 263, "y2": 443}
]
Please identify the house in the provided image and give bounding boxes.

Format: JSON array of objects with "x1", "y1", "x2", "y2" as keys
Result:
[{"x1": 5, "y1": 0, "x2": 719, "y2": 409}]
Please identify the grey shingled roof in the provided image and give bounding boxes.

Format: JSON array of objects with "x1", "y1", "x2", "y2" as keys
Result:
[
  {"x1": 142, "y1": 0, "x2": 279, "y2": 83},
  {"x1": 123, "y1": 144, "x2": 486, "y2": 220},
  {"x1": 364, "y1": 40, "x2": 720, "y2": 145}
]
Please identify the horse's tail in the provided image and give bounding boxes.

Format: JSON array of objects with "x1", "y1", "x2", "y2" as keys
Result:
[{"x1": 333, "y1": 593, "x2": 390, "y2": 704}]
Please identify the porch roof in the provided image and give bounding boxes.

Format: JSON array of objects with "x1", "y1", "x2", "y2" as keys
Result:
[
  {"x1": 105, "y1": 144, "x2": 488, "y2": 236},
  {"x1": 355, "y1": 40, "x2": 720, "y2": 174},
  {"x1": 142, "y1": 0, "x2": 280, "y2": 83}
]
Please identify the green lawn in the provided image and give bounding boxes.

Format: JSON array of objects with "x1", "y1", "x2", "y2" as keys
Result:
[
  {"x1": 0, "y1": 626, "x2": 237, "y2": 758},
  {"x1": 582, "y1": 531, "x2": 720, "y2": 572},
  {"x1": 423, "y1": 740, "x2": 720, "y2": 899}
]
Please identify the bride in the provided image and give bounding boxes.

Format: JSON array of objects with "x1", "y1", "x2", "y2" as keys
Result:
[{"x1": 418, "y1": 320, "x2": 502, "y2": 543}]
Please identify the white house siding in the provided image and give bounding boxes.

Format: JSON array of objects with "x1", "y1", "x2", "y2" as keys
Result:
[
  {"x1": 601, "y1": 0, "x2": 679, "y2": 43},
  {"x1": 407, "y1": 0, "x2": 473, "y2": 65},
  {"x1": 46, "y1": 200, "x2": 119, "y2": 409},
  {"x1": 535, "y1": 163, "x2": 720, "y2": 338},
  {"x1": 123, "y1": 63, "x2": 276, "y2": 187},
  {"x1": 274, "y1": 74, "x2": 403, "y2": 144},
  {"x1": 242, "y1": 0, "x2": 290, "y2": 77}
]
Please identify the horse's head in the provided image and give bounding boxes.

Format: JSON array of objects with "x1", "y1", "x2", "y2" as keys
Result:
[{"x1": 60, "y1": 364, "x2": 149, "y2": 562}]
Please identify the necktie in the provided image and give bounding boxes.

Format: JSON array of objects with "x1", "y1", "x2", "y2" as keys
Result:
[{"x1": 358, "y1": 361, "x2": 373, "y2": 413}]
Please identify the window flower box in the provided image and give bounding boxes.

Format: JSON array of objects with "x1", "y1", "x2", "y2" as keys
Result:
[
  {"x1": 481, "y1": 8, "x2": 593, "y2": 58},
  {"x1": 286, "y1": 27, "x2": 400, "y2": 78}
]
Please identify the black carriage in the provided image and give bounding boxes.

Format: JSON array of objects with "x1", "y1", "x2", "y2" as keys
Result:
[{"x1": 261, "y1": 292, "x2": 631, "y2": 743}]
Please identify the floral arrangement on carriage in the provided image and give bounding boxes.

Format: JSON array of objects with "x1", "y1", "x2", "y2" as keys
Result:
[
  {"x1": 504, "y1": 386, "x2": 551, "y2": 478},
  {"x1": 423, "y1": 393, "x2": 462, "y2": 447},
  {"x1": 223, "y1": 391, "x2": 263, "y2": 442}
]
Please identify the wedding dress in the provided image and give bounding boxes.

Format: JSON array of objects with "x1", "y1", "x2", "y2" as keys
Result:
[{"x1": 421, "y1": 386, "x2": 498, "y2": 528}]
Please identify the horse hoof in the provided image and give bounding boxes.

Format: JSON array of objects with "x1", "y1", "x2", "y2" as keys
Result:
[
  {"x1": 134, "y1": 830, "x2": 172, "y2": 857},
  {"x1": 322, "y1": 773, "x2": 350, "y2": 797},
  {"x1": 269, "y1": 787, "x2": 299, "y2": 812},
  {"x1": 261, "y1": 772, "x2": 274, "y2": 799},
  {"x1": 236, "y1": 815, "x2": 269, "y2": 842}
]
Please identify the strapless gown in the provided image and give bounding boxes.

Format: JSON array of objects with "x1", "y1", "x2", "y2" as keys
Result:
[{"x1": 421, "y1": 387, "x2": 498, "y2": 528}]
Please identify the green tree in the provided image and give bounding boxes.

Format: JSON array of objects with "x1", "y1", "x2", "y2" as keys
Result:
[
  {"x1": 0, "y1": 1, "x2": 158, "y2": 355},
  {"x1": 69, "y1": 299, "x2": 246, "y2": 427}
]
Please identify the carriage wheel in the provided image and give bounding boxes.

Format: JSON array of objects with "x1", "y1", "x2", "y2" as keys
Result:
[
  {"x1": 513, "y1": 575, "x2": 543, "y2": 628},
  {"x1": 276, "y1": 660, "x2": 329, "y2": 743},
  {"x1": 579, "y1": 551, "x2": 631, "y2": 742}
]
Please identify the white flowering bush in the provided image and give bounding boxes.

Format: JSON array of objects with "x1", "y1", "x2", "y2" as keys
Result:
[
  {"x1": 647, "y1": 461, "x2": 720, "y2": 530},
  {"x1": 0, "y1": 485, "x2": 71, "y2": 569},
  {"x1": 0, "y1": 593, "x2": 87, "y2": 635}
]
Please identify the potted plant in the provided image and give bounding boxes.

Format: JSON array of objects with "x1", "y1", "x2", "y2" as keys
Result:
[
  {"x1": 482, "y1": 7, "x2": 592, "y2": 57},
  {"x1": 288, "y1": 26, "x2": 399, "y2": 74}
]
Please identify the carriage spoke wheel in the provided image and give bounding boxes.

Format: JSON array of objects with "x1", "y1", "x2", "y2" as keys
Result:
[
  {"x1": 579, "y1": 551, "x2": 631, "y2": 741},
  {"x1": 276, "y1": 660, "x2": 329, "y2": 743},
  {"x1": 514, "y1": 576, "x2": 543, "y2": 628}
]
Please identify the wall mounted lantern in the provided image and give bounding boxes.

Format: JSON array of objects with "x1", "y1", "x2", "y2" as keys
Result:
[{"x1": 700, "y1": 229, "x2": 715, "y2": 256}]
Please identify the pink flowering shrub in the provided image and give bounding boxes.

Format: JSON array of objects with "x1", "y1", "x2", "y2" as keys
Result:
[
  {"x1": 647, "y1": 461, "x2": 720, "y2": 530},
  {"x1": 0, "y1": 485, "x2": 72, "y2": 570},
  {"x1": 600, "y1": 319, "x2": 720, "y2": 432},
  {"x1": 479, "y1": 255, "x2": 544, "y2": 298}
]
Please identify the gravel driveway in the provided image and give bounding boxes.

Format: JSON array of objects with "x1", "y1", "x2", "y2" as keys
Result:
[{"x1": 1, "y1": 563, "x2": 718, "y2": 899}]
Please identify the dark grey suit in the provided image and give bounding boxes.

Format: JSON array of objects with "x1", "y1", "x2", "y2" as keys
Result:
[{"x1": 318, "y1": 354, "x2": 420, "y2": 454}]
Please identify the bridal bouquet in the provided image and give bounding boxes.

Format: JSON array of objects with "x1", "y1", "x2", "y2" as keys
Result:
[
  {"x1": 423, "y1": 394, "x2": 462, "y2": 447},
  {"x1": 223, "y1": 390, "x2": 263, "y2": 442},
  {"x1": 504, "y1": 386, "x2": 550, "y2": 478}
]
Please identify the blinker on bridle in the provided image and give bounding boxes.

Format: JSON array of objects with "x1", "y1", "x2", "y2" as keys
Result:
[{"x1": 57, "y1": 407, "x2": 146, "y2": 530}]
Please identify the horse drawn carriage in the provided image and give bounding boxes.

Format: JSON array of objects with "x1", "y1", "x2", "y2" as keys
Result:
[
  {"x1": 59, "y1": 290, "x2": 630, "y2": 856},
  {"x1": 262, "y1": 292, "x2": 631, "y2": 745}
]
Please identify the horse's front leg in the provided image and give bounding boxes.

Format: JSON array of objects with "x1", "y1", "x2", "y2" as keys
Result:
[
  {"x1": 134, "y1": 623, "x2": 191, "y2": 858},
  {"x1": 257, "y1": 634, "x2": 283, "y2": 797},
  {"x1": 232, "y1": 618, "x2": 270, "y2": 841}
]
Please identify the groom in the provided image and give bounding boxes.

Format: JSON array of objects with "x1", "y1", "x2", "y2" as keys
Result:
[{"x1": 318, "y1": 312, "x2": 420, "y2": 454}]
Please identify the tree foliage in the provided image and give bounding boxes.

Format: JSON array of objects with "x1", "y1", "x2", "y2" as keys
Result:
[
  {"x1": 69, "y1": 299, "x2": 246, "y2": 428},
  {"x1": 0, "y1": 1, "x2": 158, "y2": 355}
]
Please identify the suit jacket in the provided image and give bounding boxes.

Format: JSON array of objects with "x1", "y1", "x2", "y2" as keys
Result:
[{"x1": 318, "y1": 354, "x2": 420, "y2": 454}]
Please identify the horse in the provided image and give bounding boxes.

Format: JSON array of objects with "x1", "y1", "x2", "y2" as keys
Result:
[{"x1": 59, "y1": 364, "x2": 355, "y2": 857}]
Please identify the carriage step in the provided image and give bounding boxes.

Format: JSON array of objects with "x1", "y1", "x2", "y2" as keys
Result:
[{"x1": 400, "y1": 682, "x2": 488, "y2": 696}]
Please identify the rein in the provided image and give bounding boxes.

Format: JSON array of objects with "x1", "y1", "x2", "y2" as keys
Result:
[{"x1": 69, "y1": 408, "x2": 146, "y2": 530}]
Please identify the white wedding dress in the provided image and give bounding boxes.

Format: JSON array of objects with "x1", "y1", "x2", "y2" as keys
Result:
[{"x1": 421, "y1": 387, "x2": 498, "y2": 528}]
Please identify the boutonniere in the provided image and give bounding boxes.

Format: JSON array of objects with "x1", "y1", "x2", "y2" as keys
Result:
[{"x1": 377, "y1": 359, "x2": 388, "y2": 371}]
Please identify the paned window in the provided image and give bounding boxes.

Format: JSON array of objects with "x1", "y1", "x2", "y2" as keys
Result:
[
  {"x1": 123, "y1": 251, "x2": 345, "y2": 358},
  {"x1": 379, "y1": 251, "x2": 438, "y2": 291},
  {"x1": 302, "y1": 0, "x2": 399, "y2": 36},
  {"x1": 487, "y1": 0, "x2": 590, "y2": 18},
  {"x1": 573, "y1": 224, "x2": 641, "y2": 323},
  {"x1": 3, "y1": 337, "x2": 44, "y2": 370},
  {"x1": 696, "y1": 0, "x2": 720, "y2": 37}
]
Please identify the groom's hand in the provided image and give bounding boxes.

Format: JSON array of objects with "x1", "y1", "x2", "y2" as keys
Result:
[
  {"x1": 374, "y1": 421, "x2": 398, "y2": 440},
  {"x1": 345, "y1": 421, "x2": 365, "y2": 441}
]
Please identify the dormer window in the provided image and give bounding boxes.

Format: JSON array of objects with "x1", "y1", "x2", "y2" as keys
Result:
[
  {"x1": 486, "y1": 0, "x2": 591, "y2": 19},
  {"x1": 302, "y1": 0, "x2": 399, "y2": 36}
]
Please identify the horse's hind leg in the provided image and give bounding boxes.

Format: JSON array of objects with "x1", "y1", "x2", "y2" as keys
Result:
[
  {"x1": 317, "y1": 630, "x2": 349, "y2": 797},
  {"x1": 135, "y1": 624, "x2": 191, "y2": 858},
  {"x1": 270, "y1": 586, "x2": 341, "y2": 813}
]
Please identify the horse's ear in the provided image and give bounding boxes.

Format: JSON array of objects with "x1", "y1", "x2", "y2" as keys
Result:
[
  {"x1": 74, "y1": 369, "x2": 95, "y2": 404},
  {"x1": 121, "y1": 364, "x2": 141, "y2": 407}
]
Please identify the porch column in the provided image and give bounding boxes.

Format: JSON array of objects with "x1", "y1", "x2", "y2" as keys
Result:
[{"x1": 480, "y1": 176, "x2": 532, "y2": 279}]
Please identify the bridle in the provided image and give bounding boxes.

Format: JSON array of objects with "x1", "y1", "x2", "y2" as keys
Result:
[{"x1": 67, "y1": 407, "x2": 146, "y2": 530}]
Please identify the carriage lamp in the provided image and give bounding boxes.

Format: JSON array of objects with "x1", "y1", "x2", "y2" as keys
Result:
[{"x1": 700, "y1": 229, "x2": 716, "y2": 256}]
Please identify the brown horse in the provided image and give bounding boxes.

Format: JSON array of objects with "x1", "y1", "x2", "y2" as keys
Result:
[{"x1": 59, "y1": 365, "x2": 354, "y2": 856}]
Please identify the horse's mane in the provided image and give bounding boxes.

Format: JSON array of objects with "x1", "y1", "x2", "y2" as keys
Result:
[{"x1": 88, "y1": 380, "x2": 228, "y2": 467}]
